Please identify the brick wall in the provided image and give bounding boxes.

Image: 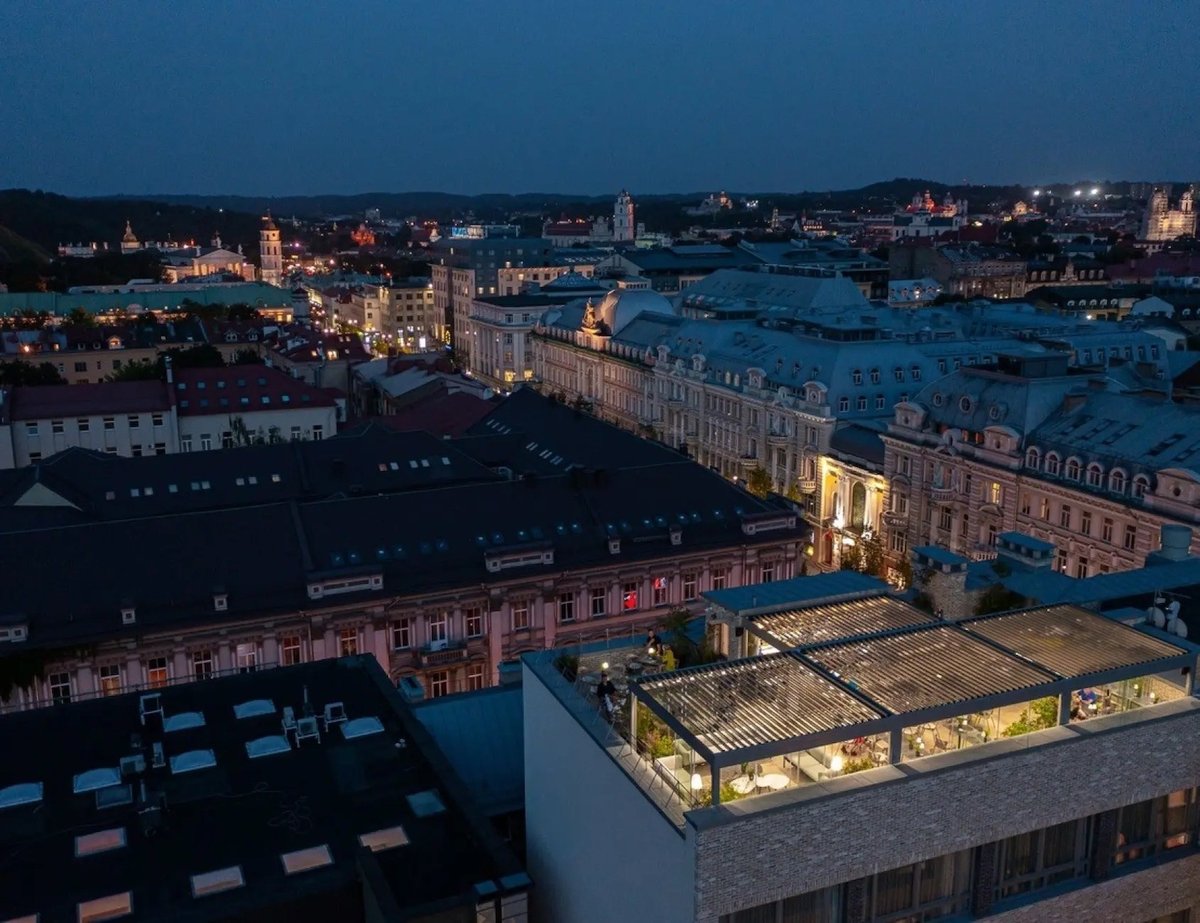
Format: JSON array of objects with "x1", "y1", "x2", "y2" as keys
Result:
[
  {"x1": 692, "y1": 699, "x2": 1200, "y2": 922},
  {"x1": 989, "y1": 852, "x2": 1200, "y2": 923}
]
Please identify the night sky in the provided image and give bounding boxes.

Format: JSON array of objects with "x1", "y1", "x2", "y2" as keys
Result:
[{"x1": 3, "y1": 0, "x2": 1197, "y2": 196}]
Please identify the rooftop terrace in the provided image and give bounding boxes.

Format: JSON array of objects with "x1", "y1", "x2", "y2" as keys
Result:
[{"x1": 525, "y1": 580, "x2": 1200, "y2": 827}]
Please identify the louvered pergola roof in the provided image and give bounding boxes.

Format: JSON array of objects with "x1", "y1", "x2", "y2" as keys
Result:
[
  {"x1": 636, "y1": 653, "x2": 883, "y2": 756},
  {"x1": 961, "y1": 605, "x2": 1190, "y2": 679},
  {"x1": 750, "y1": 594, "x2": 934, "y2": 651}
]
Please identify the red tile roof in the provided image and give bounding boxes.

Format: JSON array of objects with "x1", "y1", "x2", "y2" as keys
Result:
[
  {"x1": 173, "y1": 366, "x2": 336, "y2": 417},
  {"x1": 9, "y1": 381, "x2": 172, "y2": 421}
]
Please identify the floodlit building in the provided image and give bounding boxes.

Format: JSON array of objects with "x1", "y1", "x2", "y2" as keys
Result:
[
  {"x1": 524, "y1": 572, "x2": 1200, "y2": 923},
  {"x1": 1142, "y1": 187, "x2": 1197, "y2": 242},
  {"x1": 0, "y1": 655, "x2": 530, "y2": 922}
]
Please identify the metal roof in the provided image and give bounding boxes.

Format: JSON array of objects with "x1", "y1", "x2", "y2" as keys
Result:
[
  {"x1": 636, "y1": 654, "x2": 882, "y2": 756},
  {"x1": 962, "y1": 605, "x2": 1189, "y2": 678},
  {"x1": 805, "y1": 626, "x2": 1056, "y2": 713},
  {"x1": 703, "y1": 571, "x2": 887, "y2": 618},
  {"x1": 751, "y1": 595, "x2": 934, "y2": 650}
]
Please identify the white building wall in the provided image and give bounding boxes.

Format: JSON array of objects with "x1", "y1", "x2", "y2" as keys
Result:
[
  {"x1": 523, "y1": 666, "x2": 695, "y2": 923},
  {"x1": 179, "y1": 404, "x2": 337, "y2": 449},
  {"x1": 10, "y1": 409, "x2": 178, "y2": 466}
]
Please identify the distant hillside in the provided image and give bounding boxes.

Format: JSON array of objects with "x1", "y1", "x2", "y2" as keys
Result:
[
  {"x1": 0, "y1": 224, "x2": 49, "y2": 264},
  {"x1": 106, "y1": 179, "x2": 1049, "y2": 222},
  {"x1": 0, "y1": 189, "x2": 265, "y2": 254}
]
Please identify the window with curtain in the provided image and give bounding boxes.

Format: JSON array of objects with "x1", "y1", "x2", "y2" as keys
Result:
[{"x1": 995, "y1": 818, "x2": 1089, "y2": 899}]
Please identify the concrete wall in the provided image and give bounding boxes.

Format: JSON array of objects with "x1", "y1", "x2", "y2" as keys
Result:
[
  {"x1": 691, "y1": 698, "x2": 1200, "y2": 923},
  {"x1": 523, "y1": 665, "x2": 694, "y2": 923}
]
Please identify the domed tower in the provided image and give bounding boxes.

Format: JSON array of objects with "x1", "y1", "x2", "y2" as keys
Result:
[
  {"x1": 259, "y1": 212, "x2": 283, "y2": 286},
  {"x1": 120, "y1": 220, "x2": 140, "y2": 254},
  {"x1": 613, "y1": 190, "x2": 635, "y2": 242}
]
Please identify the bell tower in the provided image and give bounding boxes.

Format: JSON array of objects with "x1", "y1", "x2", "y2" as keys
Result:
[
  {"x1": 613, "y1": 190, "x2": 635, "y2": 242},
  {"x1": 259, "y1": 212, "x2": 283, "y2": 286}
]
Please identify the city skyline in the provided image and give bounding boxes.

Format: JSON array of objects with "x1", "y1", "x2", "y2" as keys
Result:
[{"x1": 3, "y1": 1, "x2": 1198, "y2": 197}]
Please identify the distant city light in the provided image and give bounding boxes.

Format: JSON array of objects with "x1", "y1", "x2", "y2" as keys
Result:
[
  {"x1": 1090, "y1": 187, "x2": 1100, "y2": 195},
  {"x1": 1032, "y1": 190, "x2": 1041, "y2": 197},
  {"x1": 1073, "y1": 190, "x2": 1082, "y2": 197}
]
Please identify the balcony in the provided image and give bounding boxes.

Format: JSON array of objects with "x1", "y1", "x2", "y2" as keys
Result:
[
  {"x1": 882, "y1": 510, "x2": 907, "y2": 528},
  {"x1": 418, "y1": 640, "x2": 469, "y2": 667},
  {"x1": 796, "y1": 478, "x2": 818, "y2": 493},
  {"x1": 766, "y1": 430, "x2": 791, "y2": 446},
  {"x1": 930, "y1": 486, "x2": 956, "y2": 503}
]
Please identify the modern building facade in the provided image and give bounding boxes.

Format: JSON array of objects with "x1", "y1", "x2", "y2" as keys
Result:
[{"x1": 523, "y1": 572, "x2": 1200, "y2": 923}]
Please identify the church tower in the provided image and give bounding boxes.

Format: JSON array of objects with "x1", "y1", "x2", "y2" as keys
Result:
[
  {"x1": 259, "y1": 213, "x2": 283, "y2": 286},
  {"x1": 613, "y1": 190, "x2": 635, "y2": 242},
  {"x1": 120, "y1": 220, "x2": 140, "y2": 255}
]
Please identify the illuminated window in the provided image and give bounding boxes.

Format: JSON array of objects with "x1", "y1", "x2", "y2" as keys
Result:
[
  {"x1": 338, "y1": 627, "x2": 358, "y2": 657},
  {"x1": 97, "y1": 665, "x2": 122, "y2": 697},
  {"x1": 652, "y1": 576, "x2": 669, "y2": 606},
  {"x1": 429, "y1": 612, "x2": 447, "y2": 643},
  {"x1": 512, "y1": 601, "x2": 529, "y2": 631},
  {"x1": 989, "y1": 482, "x2": 1003, "y2": 505},
  {"x1": 622, "y1": 582, "x2": 639, "y2": 611},
  {"x1": 280, "y1": 635, "x2": 303, "y2": 665},
  {"x1": 144, "y1": 657, "x2": 168, "y2": 689}
]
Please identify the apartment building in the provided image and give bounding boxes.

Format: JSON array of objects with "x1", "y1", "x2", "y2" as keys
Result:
[
  {"x1": 882, "y1": 352, "x2": 1200, "y2": 578},
  {"x1": 524, "y1": 572, "x2": 1200, "y2": 923},
  {"x1": 428, "y1": 235, "x2": 553, "y2": 365},
  {"x1": 0, "y1": 391, "x2": 805, "y2": 716},
  {"x1": 0, "y1": 366, "x2": 337, "y2": 467}
]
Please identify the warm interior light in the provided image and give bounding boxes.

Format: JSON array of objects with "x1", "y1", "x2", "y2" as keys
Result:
[
  {"x1": 691, "y1": 772, "x2": 703, "y2": 791},
  {"x1": 830, "y1": 754, "x2": 844, "y2": 773},
  {"x1": 601, "y1": 662, "x2": 609, "y2": 671}
]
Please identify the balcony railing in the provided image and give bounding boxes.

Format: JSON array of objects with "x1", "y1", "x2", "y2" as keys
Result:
[
  {"x1": 796, "y1": 478, "x2": 818, "y2": 493},
  {"x1": 930, "y1": 486, "x2": 956, "y2": 503},
  {"x1": 418, "y1": 640, "x2": 470, "y2": 667},
  {"x1": 882, "y1": 510, "x2": 908, "y2": 527},
  {"x1": 766, "y1": 430, "x2": 791, "y2": 445}
]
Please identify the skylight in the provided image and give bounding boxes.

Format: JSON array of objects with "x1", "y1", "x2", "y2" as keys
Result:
[
  {"x1": 233, "y1": 699, "x2": 276, "y2": 719},
  {"x1": 245, "y1": 736, "x2": 292, "y2": 759},
  {"x1": 169, "y1": 750, "x2": 217, "y2": 775},
  {"x1": 73, "y1": 767, "x2": 121, "y2": 794},
  {"x1": 0, "y1": 782, "x2": 43, "y2": 810},
  {"x1": 340, "y1": 716, "x2": 385, "y2": 740},
  {"x1": 280, "y1": 844, "x2": 333, "y2": 874},
  {"x1": 191, "y1": 865, "x2": 245, "y2": 898},
  {"x1": 163, "y1": 711, "x2": 205, "y2": 733},
  {"x1": 75, "y1": 827, "x2": 127, "y2": 857},
  {"x1": 358, "y1": 825, "x2": 409, "y2": 852}
]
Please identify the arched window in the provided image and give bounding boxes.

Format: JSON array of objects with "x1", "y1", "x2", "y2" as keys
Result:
[
  {"x1": 852, "y1": 369, "x2": 863, "y2": 385},
  {"x1": 1065, "y1": 458, "x2": 1081, "y2": 481},
  {"x1": 1133, "y1": 475, "x2": 1150, "y2": 499},
  {"x1": 1025, "y1": 448, "x2": 1041, "y2": 470},
  {"x1": 1086, "y1": 464, "x2": 1103, "y2": 488},
  {"x1": 869, "y1": 368, "x2": 881, "y2": 384},
  {"x1": 1045, "y1": 453, "x2": 1061, "y2": 476},
  {"x1": 1109, "y1": 469, "x2": 1127, "y2": 494}
]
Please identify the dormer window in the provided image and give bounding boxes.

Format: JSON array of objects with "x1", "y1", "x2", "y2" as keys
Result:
[
  {"x1": 121, "y1": 606, "x2": 136, "y2": 625},
  {"x1": 213, "y1": 593, "x2": 228, "y2": 612}
]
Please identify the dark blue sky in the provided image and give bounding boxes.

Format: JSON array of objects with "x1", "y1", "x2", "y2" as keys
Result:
[{"x1": 3, "y1": 1, "x2": 1197, "y2": 197}]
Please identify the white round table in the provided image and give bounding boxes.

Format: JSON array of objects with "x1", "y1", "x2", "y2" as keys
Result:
[{"x1": 757, "y1": 773, "x2": 789, "y2": 791}]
